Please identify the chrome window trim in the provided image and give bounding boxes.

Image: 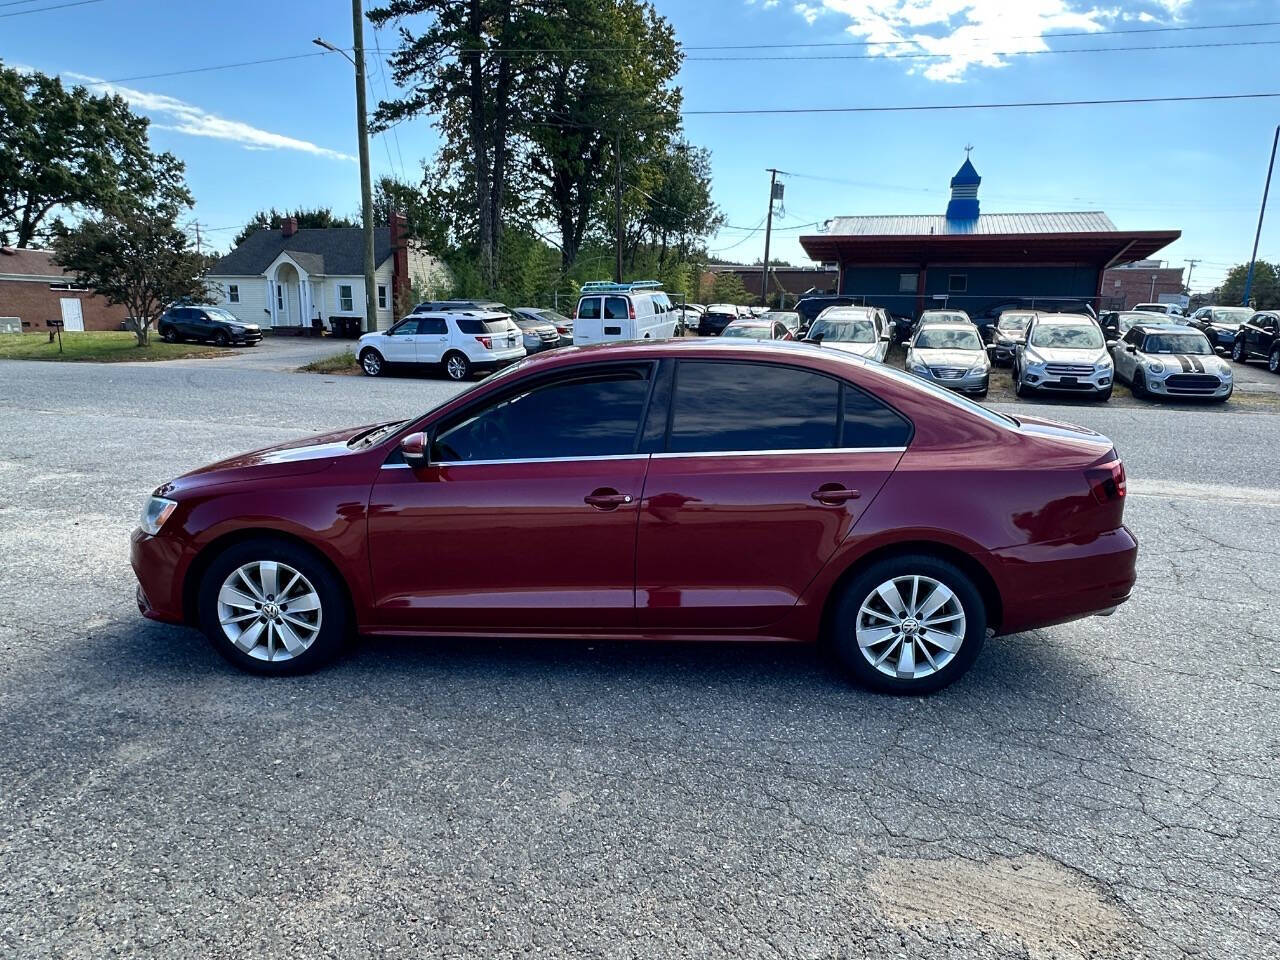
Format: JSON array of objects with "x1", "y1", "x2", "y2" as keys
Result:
[{"x1": 380, "y1": 447, "x2": 905, "y2": 469}]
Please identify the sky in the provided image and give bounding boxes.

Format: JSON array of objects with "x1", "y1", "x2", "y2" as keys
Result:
[{"x1": 4, "y1": 0, "x2": 1279, "y2": 292}]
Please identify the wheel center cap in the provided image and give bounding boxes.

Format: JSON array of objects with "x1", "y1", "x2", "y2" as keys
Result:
[
  {"x1": 901, "y1": 617, "x2": 920, "y2": 636},
  {"x1": 262, "y1": 602, "x2": 279, "y2": 619}
]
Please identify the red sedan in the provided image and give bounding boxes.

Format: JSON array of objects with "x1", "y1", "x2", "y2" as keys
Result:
[{"x1": 132, "y1": 340, "x2": 1136, "y2": 693}]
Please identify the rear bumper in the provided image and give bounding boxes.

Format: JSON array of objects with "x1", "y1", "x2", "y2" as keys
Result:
[
  {"x1": 991, "y1": 525, "x2": 1138, "y2": 635},
  {"x1": 130, "y1": 528, "x2": 189, "y2": 624}
]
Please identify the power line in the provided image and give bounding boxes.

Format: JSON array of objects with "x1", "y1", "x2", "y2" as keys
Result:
[
  {"x1": 683, "y1": 38, "x2": 1280, "y2": 63},
  {"x1": 0, "y1": 0, "x2": 101, "y2": 16},
  {"x1": 87, "y1": 52, "x2": 331, "y2": 86},
  {"x1": 683, "y1": 91, "x2": 1280, "y2": 116}
]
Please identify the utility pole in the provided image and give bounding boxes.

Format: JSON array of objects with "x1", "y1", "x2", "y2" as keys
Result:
[
  {"x1": 760, "y1": 169, "x2": 780, "y2": 307},
  {"x1": 1244, "y1": 124, "x2": 1279, "y2": 308},
  {"x1": 194, "y1": 222, "x2": 202, "y2": 256},
  {"x1": 314, "y1": 20, "x2": 378, "y2": 333},
  {"x1": 1184, "y1": 258, "x2": 1199, "y2": 294},
  {"x1": 614, "y1": 129, "x2": 624, "y2": 283},
  {"x1": 1149, "y1": 274, "x2": 1157, "y2": 300}
]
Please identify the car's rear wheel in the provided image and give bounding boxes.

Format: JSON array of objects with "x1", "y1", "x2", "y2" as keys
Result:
[
  {"x1": 442, "y1": 351, "x2": 471, "y2": 381},
  {"x1": 360, "y1": 348, "x2": 385, "y2": 377},
  {"x1": 160, "y1": 325, "x2": 179, "y2": 343},
  {"x1": 1231, "y1": 338, "x2": 1247, "y2": 363},
  {"x1": 197, "y1": 538, "x2": 347, "y2": 675},
  {"x1": 829, "y1": 554, "x2": 986, "y2": 694}
]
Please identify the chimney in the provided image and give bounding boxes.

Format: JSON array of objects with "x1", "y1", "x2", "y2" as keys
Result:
[
  {"x1": 281, "y1": 216, "x2": 298, "y2": 238},
  {"x1": 390, "y1": 211, "x2": 409, "y2": 312}
]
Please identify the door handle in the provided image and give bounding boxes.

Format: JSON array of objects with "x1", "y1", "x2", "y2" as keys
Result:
[
  {"x1": 811, "y1": 484, "x2": 860, "y2": 505},
  {"x1": 584, "y1": 488, "x2": 633, "y2": 509}
]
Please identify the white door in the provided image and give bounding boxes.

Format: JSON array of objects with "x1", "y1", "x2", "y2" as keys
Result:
[
  {"x1": 380, "y1": 318, "x2": 420, "y2": 362},
  {"x1": 59, "y1": 298, "x2": 84, "y2": 332}
]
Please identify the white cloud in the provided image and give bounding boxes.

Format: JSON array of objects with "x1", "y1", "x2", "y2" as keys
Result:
[
  {"x1": 65, "y1": 72, "x2": 355, "y2": 162},
  {"x1": 795, "y1": 1, "x2": 1186, "y2": 83}
]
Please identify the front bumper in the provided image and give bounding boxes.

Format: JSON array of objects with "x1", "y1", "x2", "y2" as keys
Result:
[
  {"x1": 993, "y1": 525, "x2": 1138, "y2": 634},
  {"x1": 1022, "y1": 366, "x2": 1112, "y2": 394},
  {"x1": 130, "y1": 527, "x2": 189, "y2": 624},
  {"x1": 912, "y1": 367, "x2": 990, "y2": 394},
  {"x1": 991, "y1": 341, "x2": 1020, "y2": 363},
  {"x1": 1205, "y1": 327, "x2": 1237, "y2": 350},
  {"x1": 1144, "y1": 372, "x2": 1232, "y2": 399}
]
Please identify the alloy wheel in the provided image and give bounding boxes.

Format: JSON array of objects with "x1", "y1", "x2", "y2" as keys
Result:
[
  {"x1": 1232, "y1": 340, "x2": 1246, "y2": 362},
  {"x1": 1270, "y1": 348, "x2": 1279, "y2": 374},
  {"x1": 855, "y1": 574, "x2": 966, "y2": 680},
  {"x1": 216, "y1": 560, "x2": 322, "y2": 662},
  {"x1": 162, "y1": 327, "x2": 178, "y2": 343},
  {"x1": 361, "y1": 351, "x2": 382, "y2": 376},
  {"x1": 445, "y1": 355, "x2": 469, "y2": 380}
]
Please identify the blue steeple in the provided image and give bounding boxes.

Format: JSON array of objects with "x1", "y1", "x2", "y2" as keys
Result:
[{"x1": 946, "y1": 153, "x2": 981, "y2": 220}]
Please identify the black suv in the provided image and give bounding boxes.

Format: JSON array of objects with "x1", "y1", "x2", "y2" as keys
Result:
[
  {"x1": 1231, "y1": 311, "x2": 1280, "y2": 373},
  {"x1": 157, "y1": 306, "x2": 262, "y2": 346}
]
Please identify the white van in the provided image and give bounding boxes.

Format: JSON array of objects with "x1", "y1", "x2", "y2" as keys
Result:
[{"x1": 572, "y1": 281, "x2": 679, "y2": 344}]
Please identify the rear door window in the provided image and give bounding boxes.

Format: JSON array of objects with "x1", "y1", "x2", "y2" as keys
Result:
[
  {"x1": 842, "y1": 385, "x2": 911, "y2": 447},
  {"x1": 418, "y1": 317, "x2": 447, "y2": 335},
  {"x1": 577, "y1": 297, "x2": 601, "y2": 320},
  {"x1": 604, "y1": 297, "x2": 629, "y2": 320}
]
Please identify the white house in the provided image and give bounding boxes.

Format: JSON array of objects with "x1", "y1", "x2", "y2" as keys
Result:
[{"x1": 205, "y1": 214, "x2": 449, "y2": 332}]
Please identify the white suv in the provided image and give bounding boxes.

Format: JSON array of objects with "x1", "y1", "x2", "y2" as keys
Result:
[
  {"x1": 573, "y1": 281, "x2": 678, "y2": 345},
  {"x1": 357, "y1": 310, "x2": 525, "y2": 381}
]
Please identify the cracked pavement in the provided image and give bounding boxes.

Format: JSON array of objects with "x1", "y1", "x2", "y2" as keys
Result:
[{"x1": 1, "y1": 358, "x2": 1277, "y2": 958}]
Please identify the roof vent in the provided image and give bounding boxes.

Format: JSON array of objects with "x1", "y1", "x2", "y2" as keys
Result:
[{"x1": 946, "y1": 156, "x2": 980, "y2": 221}]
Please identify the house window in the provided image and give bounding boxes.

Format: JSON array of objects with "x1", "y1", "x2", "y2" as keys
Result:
[
  {"x1": 377, "y1": 284, "x2": 388, "y2": 310},
  {"x1": 275, "y1": 285, "x2": 284, "y2": 310},
  {"x1": 948, "y1": 274, "x2": 968, "y2": 294},
  {"x1": 898, "y1": 273, "x2": 918, "y2": 294},
  {"x1": 339, "y1": 284, "x2": 354, "y2": 312},
  {"x1": 228, "y1": 284, "x2": 240, "y2": 303}
]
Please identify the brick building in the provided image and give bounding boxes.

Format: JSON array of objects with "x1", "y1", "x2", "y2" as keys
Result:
[
  {"x1": 0, "y1": 247, "x2": 128, "y2": 332},
  {"x1": 1098, "y1": 260, "x2": 1185, "y2": 311}
]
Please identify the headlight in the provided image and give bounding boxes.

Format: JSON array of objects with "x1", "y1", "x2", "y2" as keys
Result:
[
  {"x1": 1146, "y1": 359, "x2": 1166, "y2": 374},
  {"x1": 968, "y1": 365, "x2": 986, "y2": 376},
  {"x1": 1220, "y1": 365, "x2": 1232, "y2": 379},
  {"x1": 230, "y1": 325, "x2": 245, "y2": 333},
  {"x1": 1023, "y1": 349, "x2": 1045, "y2": 366},
  {"x1": 139, "y1": 496, "x2": 177, "y2": 535}
]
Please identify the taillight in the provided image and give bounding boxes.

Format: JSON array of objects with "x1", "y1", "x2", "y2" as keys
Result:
[
  {"x1": 555, "y1": 325, "x2": 569, "y2": 334},
  {"x1": 628, "y1": 302, "x2": 636, "y2": 320},
  {"x1": 476, "y1": 335, "x2": 492, "y2": 349},
  {"x1": 1086, "y1": 460, "x2": 1126, "y2": 503}
]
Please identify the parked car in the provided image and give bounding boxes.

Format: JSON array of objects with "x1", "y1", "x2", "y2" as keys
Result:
[
  {"x1": 132, "y1": 339, "x2": 1137, "y2": 695},
  {"x1": 1098, "y1": 311, "x2": 1155, "y2": 343},
  {"x1": 1013, "y1": 313, "x2": 1114, "y2": 400},
  {"x1": 720, "y1": 317, "x2": 795, "y2": 341},
  {"x1": 509, "y1": 308, "x2": 565, "y2": 352},
  {"x1": 1187, "y1": 305, "x2": 1253, "y2": 353},
  {"x1": 973, "y1": 299, "x2": 1096, "y2": 339},
  {"x1": 988, "y1": 311, "x2": 1035, "y2": 365},
  {"x1": 794, "y1": 295, "x2": 861, "y2": 331},
  {"x1": 157, "y1": 306, "x2": 261, "y2": 346},
  {"x1": 804, "y1": 307, "x2": 890, "y2": 362},
  {"x1": 1112, "y1": 323, "x2": 1232, "y2": 402},
  {"x1": 357, "y1": 310, "x2": 524, "y2": 380},
  {"x1": 412, "y1": 298, "x2": 507, "y2": 314},
  {"x1": 512, "y1": 307, "x2": 574, "y2": 345},
  {"x1": 905, "y1": 322, "x2": 990, "y2": 397},
  {"x1": 1132, "y1": 302, "x2": 1187, "y2": 320},
  {"x1": 1230, "y1": 311, "x2": 1280, "y2": 372},
  {"x1": 674, "y1": 304, "x2": 704, "y2": 330},
  {"x1": 573, "y1": 281, "x2": 677, "y2": 344},
  {"x1": 762, "y1": 310, "x2": 802, "y2": 338},
  {"x1": 699, "y1": 303, "x2": 741, "y2": 337}
]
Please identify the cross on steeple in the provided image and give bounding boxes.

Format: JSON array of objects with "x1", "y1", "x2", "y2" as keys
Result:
[{"x1": 964, "y1": 143, "x2": 974, "y2": 158}]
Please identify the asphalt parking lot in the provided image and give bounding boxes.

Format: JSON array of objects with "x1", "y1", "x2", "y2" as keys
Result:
[{"x1": 1, "y1": 357, "x2": 1278, "y2": 959}]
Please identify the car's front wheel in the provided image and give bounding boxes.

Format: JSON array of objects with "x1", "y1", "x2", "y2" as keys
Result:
[
  {"x1": 1132, "y1": 369, "x2": 1148, "y2": 399},
  {"x1": 214, "y1": 330, "x2": 230, "y2": 347},
  {"x1": 160, "y1": 325, "x2": 179, "y2": 343},
  {"x1": 360, "y1": 348, "x2": 385, "y2": 377},
  {"x1": 197, "y1": 538, "x2": 347, "y2": 675},
  {"x1": 1013, "y1": 366, "x2": 1031, "y2": 398},
  {"x1": 1231, "y1": 338, "x2": 1248, "y2": 363},
  {"x1": 829, "y1": 553, "x2": 986, "y2": 694},
  {"x1": 1269, "y1": 346, "x2": 1280, "y2": 375},
  {"x1": 442, "y1": 351, "x2": 471, "y2": 381}
]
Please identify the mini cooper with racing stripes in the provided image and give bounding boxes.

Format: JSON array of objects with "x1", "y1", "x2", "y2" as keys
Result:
[{"x1": 1111, "y1": 322, "x2": 1232, "y2": 402}]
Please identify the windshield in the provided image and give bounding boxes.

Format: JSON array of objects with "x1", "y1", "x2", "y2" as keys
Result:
[
  {"x1": 915, "y1": 327, "x2": 982, "y2": 351},
  {"x1": 809, "y1": 317, "x2": 875, "y2": 343},
  {"x1": 1211, "y1": 308, "x2": 1251, "y2": 325},
  {"x1": 205, "y1": 307, "x2": 239, "y2": 323},
  {"x1": 1143, "y1": 333, "x2": 1213, "y2": 355},
  {"x1": 1116, "y1": 314, "x2": 1146, "y2": 334},
  {"x1": 722, "y1": 323, "x2": 769, "y2": 338},
  {"x1": 1136, "y1": 304, "x2": 1167, "y2": 313},
  {"x1": 765, "y1": 311, "x2": 800, "y2": 329},
  {"x1": 997, "y1": 313, "x2": 1033, "y2": 332},
  {"x1": 1029, "y1": 323, "x2": 1104, "y2": 350},
  {"x1": 534, "y1": 309, "x2": 571, "y2": 325}
]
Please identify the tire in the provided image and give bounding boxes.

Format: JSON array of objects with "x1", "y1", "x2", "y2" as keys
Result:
[
  {"x1": 1095, "y1": 385, "x2": 1113, "y2": 402},
  {"x1": 1013, "y1": 366, "x2": 1032, "y2": 398},
  {"x1": 160, "y1": 325, "x2": 179, "y2": 343},
  {"x1": 828, "y1": 553, "x2": 987, "y2": 695},
  {"x1": 1131, "y1": 369, "x2": 1147, "y2": 399},
  {"x1": 1231, "y1": 338, "x2": 1247, "y2": 363},
  {"x1": 213, "y1": 330, "x2": 230, "y2": 347},
  {"x1": 1270, "y1": 347, "x2": 1280, "y2": 375},
  {"x1": 442, "y1": 351, "x2": 471, "y2": 381},
  {"x1": 196, "y1": 537, "x2": 348, "y2": 676},
  {"x1": 360, "y1": 348, "x2": 385, "y2": 377}
]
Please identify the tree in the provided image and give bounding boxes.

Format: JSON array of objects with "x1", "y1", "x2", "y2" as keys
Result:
[
  {"x1": 232, "y1": 207, "x2": 358, "y2": 247},
  {"x1": 0, "y1": 64, "x2": 169, "y2": 248},
  {"x1": 1218, "y1": 261, "x2": 1279, "y2": 310},
  {"x1": 52, "y1": 153, "x2": 209, "y2": 346},
  {"x1": 372, "y1": 174, "x2": 450, "y2": 251},
  {"x1": 711, "y1": 272, "x2": 750, "y2": 305},
  {"x1": 623, "y1": 140, "x2": 721, "y2": 271}
]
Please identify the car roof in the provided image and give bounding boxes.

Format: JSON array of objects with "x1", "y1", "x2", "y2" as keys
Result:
[
  {"x1": 917, "y1": 320, "x2": 979, "y2": 332},
  {"x1": 818, "y1": 306, "x2": 874, "y2": 316},
  {"x1": 1134, "y1": 322, "x2": 1198, "y2": 333},
  {"x1": 1032, "y1": 313, "x2": 1094, "y2": 325}
]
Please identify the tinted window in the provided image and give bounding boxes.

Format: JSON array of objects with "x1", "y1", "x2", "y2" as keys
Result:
[
  {"x1": 418, "y1": 317, "x2": 447, "y2": 335},
  {"x1": 668, "y1": 361, "x2": 839, "y2": 453},
  {"x1": 605, "y1": 297, "x2": 629, "y2": 320},
  {"x1": 843, "y1": 385, "x2": 911, "y2": 448},
  {"x1": 577, "y1": 297, "x2": 600, "y2": 319},
  {"x1": 433, "y1": 368, "x2": 651, "y2": 462},
  {"x1": 456, "y1": 317, "x2": 485, "y2": 334}
]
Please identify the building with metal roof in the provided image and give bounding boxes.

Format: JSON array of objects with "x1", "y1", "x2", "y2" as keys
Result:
[{"x1": 799, "y1": 156, "x2": 1180, "y2": 321}]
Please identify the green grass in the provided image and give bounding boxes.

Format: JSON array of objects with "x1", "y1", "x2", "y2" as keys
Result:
[
  {"x1": 0, "y1": 331, "x2": 232, "y2": 362},
  {"x1": 297, "y1": 349, "x2": 360, "y2": 375}
]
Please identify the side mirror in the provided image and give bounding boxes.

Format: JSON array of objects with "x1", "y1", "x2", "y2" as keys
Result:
[
  {"x1": 1124, "y1": 344, "x2": 1136, "y2": 353},
  {"x1": 400, "y1": 431, "x2": 430, "y2": 469},
  {"x1": 985, "y1": 344, "x2": 998, "y2": 356},
  {"x1": 1106, "y1": 338, "x2": 1118, "y2": 348},
  {"x1": 805, "y1": 332, "x2": 824, "y2": 345}
]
